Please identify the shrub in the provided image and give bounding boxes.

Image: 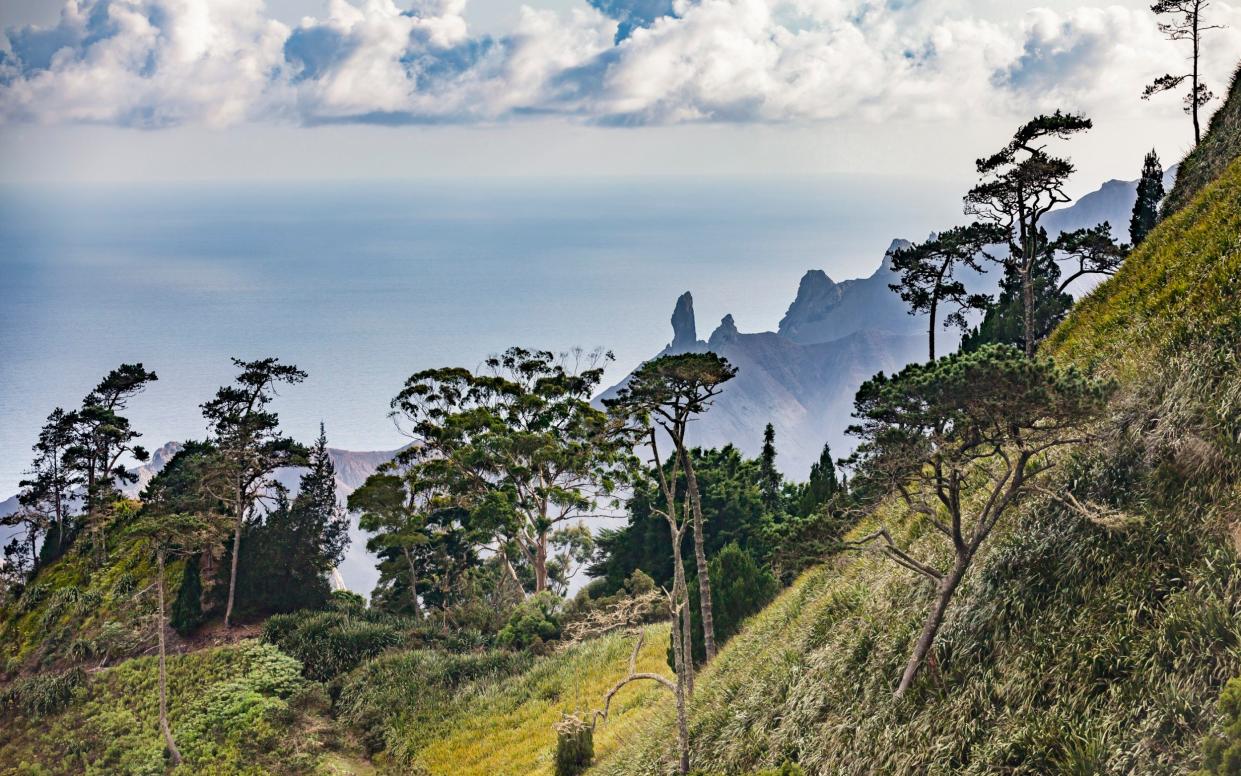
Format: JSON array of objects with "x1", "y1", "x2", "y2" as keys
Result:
[
  {"x1": 261, "y1": 609, "x2": 406, "y2": 681},
  {"x1": 0, "y1": 668, "x2": 85, "y2": 718},
  {"x1": 1199, "y1": 676, "x2": 1241, "y2": 775},
  {"x1": 497, "y1": 590, "x2": 563, "y2": 650},
  {"x1": 680, "y1": 543, "x2": 779, "y2": 665}
]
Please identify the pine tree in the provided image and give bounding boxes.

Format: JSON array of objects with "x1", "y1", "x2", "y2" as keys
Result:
[
  {"x1": 797, "y1": 443, "x2": 839, "y2": 517},
  {"x1": 961, "y1": 228, "x2": 1073, "y2": 354},
  {"x1": 1130, "y1": 150, "x2": 1166, "y2": 246},
  {"x1": 758, "y1": 424, "x2": 780, "y2": 514}
]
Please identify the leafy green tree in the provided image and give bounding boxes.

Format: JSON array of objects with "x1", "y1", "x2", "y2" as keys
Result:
[
  {"x1": 390, "y1": 347, "x2": 629, "y2": 594},
  {"x1": 238, "y1": 424, "x2": 350, "y2": 615},
  {"x1": 497, "y1": 589, "x2": 562, "y2": 651},
  {"x1": 1142, "y1": 0, "x2": 1224, "y2": 144},
  {"x1": 888, "y1": 223, "x2": 1004, "y2": 360},
  {"x1": 68, "y1": 364, "x2": 158, "y2": 560},
  {"x1": 1199, "y1": 676, "x2": 1241, "y2": 775},
  {"x1": 758, "y1": 424, "x2": 780, "y2": 514},
  {"x1": 845, "y1": 344, "x2": 1109, "y2": 696},
  {"x1": 605, "y1": 352, "x2": 736, "y2": 661},
  {"x1": 349, "y1": 469, "x2": 482, "y2": 619},
  {"x1": 201, "y1": 357, "x2": 308, "y2": 627},
  {"x1": 1130, "y1": 149, "x2": 1166, "y2": 246}
]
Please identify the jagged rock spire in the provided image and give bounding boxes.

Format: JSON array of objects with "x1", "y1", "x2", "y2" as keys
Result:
[{"x1": 670, "y1": 291, "x2": 697, "y2": 351}]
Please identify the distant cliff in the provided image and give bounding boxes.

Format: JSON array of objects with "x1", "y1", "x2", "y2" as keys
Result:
[{"x1": 601, "y1": 171, "x2": 1158, "y2": 477}]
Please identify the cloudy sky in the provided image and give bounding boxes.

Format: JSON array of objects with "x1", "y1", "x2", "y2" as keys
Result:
[{"x1": 1, "y1": 0, "x2": 1238, "y2": 186}]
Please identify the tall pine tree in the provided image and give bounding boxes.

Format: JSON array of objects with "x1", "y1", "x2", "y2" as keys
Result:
[
  {"x1": 758, "y1": 424, "x2": 780, "y2": 514},
  {"x1": 1130, "y1": 150, "x2": 1165, "y2": 246}
]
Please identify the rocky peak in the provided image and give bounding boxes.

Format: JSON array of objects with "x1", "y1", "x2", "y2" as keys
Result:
[
  {"x1": 777, "y1": 270, "x2": 841, "y2": 336},
  {"x1": 708, "y1": 314, "x2": 739, "y2": 348},
  {"x1": 876, "y1": 239, "x2": 912, "y2": 274},
  {"x1": 670, "y1": 291, "x2": 698, "y2": 351}
]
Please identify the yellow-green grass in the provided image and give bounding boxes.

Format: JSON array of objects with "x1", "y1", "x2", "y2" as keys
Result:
[
  {"x1": 1046, "y1": 156, "x2": 1241, "y2": 376},
  {"x1": 395, "y1": 625, "x2": 672, "y2": 776}
]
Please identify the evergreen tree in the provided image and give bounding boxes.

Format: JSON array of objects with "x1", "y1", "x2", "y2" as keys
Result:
[
  {"x1": 238, "y1": 424, "x2": 350, "y2": 615},
  {"x1": 888, "y1": 223, "x2": 1003, "y2": 360},
  {"x1": 1142, "y1": 0, "x2": 1223, "y2": 144},
  {"x1": 201, "y1": 357, "x2": 308, "y2": 627},
  {"x1": 758, "y1": 424, "x2": 780, "y2": 514},
  {"x1": 961, "y1": 228, "x2": 1073, "y2": 353},
  {"x1": 796, "y1": 443, "x2": 839, "y2": 517},
  {"x1": 67, "y1": 364, "x2": 158, "y2": 560},
  {"x1": 1130, "y1": 150, "x2": 1166, "y2": 246}
]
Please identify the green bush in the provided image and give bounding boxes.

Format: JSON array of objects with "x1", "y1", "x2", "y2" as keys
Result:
[
  {"x1": 680, "y1": 543, "x2": 779, "y2": 665},
  {"x1": 261, "y1": 609, "x2": 406, "y2": 682},
  {"x1": 0, "y1": 668, "x2": 85, "y2": 718},
  {"x1": 497, "y1": 590, "x2": 562, "y2": 650},
  {"x1": 1199, "y1": 676, "x2": 1241, "y2": 775}
]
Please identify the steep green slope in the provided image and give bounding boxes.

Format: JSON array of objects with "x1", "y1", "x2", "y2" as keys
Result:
[
  {"x1": 593, "y1": 169, "x2": 1241, "y2": 773},
  {"x1": 1162, "y1": 63, "x2": 1241, "y2": 217},
  {"x1": 0, "y1": 641, "x2": 335, "y2": 775}
]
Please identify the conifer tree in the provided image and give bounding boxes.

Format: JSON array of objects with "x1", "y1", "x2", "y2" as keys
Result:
[
  {"x1": 1130, "y1": 149, "x2": 1166, "y2": 246},
  {"x1": 201, "y1": 357, "x2": 308, "y2": 627},
  {"x1": 1142, "y1": 0, "x2": 1224, "y2": 144},
  {"x1": 758, "y1": 423, "x2": 780, "y2": 514}
]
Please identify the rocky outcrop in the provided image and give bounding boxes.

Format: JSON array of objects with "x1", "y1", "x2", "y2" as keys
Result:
[{"x1": 670, "y1": 291, "x2": 698, "y2": 351}]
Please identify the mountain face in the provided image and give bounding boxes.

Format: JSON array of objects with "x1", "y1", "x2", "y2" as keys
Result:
[{"x1": 604, "y1": 171, "x2": 1159, "y2": 478}]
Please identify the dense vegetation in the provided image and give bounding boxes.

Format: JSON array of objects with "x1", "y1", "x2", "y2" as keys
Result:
[{"x1": 1, "y1": 43, "x2": 1238, "y2": 776}]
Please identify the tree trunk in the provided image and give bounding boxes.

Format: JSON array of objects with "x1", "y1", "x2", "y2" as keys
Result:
[
  {"x1": 668, "y1": 534, "x2": 693, "y2": 774},
  {"x1": 156, "y1": 550, "x2": 183, "y2": 766},
  {"x1": 681, "y1": 450, "x2": 717, "y2": 662},
  {"x1": 1192, "y1": 5, "x2": 1201, "y2": 145},
  {"x1": 895, "y1": 557, "x2": 968, "y2": 698},
  {"x1": 928, "y1": 293, "x2": 938, "y2": 362},
  {"x1": 224, "y1": 482, "x2": 244, "y2": 628},
  {"x1": 534, "y1": 533, "x2": 548, "y2": 593},
  {"x1": 1022, "y1": 259, "x2": 1035, "y2": 357},
  {"x1": 402, "y1": 547, "x2": 422, "y2": 620}
]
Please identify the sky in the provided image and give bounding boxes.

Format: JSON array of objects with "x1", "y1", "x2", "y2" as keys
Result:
[{"x1": 0, "y1": 0, "x2": 1239, "y2": 188}]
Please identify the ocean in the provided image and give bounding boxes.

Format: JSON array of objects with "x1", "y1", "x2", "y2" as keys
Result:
[{"x1": 0, "y1": 176, "x2": 960, "y2": 495}]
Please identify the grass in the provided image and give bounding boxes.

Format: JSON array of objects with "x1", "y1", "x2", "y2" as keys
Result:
[
  {"x1": 338, "y1": 625, "x2": 672, "y2": 776},
  {"x1": 0, "y1": 503, "x2": 179, "y2": 678}
]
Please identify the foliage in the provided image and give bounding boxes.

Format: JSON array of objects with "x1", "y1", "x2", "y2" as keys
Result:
[
  {"x1": 1141, "y1": 0, "x2": 1224, "y2": 144},
  {"x1": 1130, "y1": 149, "x2": 1166, "y2": 246},
  {"x1": 1163, "y1": 63, "x2": 1241, "y2": 216},
  {"x1": 961, "y1": 229, "x2": 1073, "y2": 353},
  {"x1": 170, "y1": 556, "x2": 204, "y2": 635},
  {"x1": 339, "y1": 625, "x2": 670, "y2": 775},
  {"x1": 1199, "y1": 677, "x2": 1241, "y2": 775},
  {"x1": 236, "y1": 425, "x2": 350, "y2": 617},
  {"x1": 388, "y1": 346, "x2": 631, "y2": 595},
  {"x1": 260, "y1": 608, "x2": 407, "y2": 682},
  {"x1": 0, "y1": 668, "x2": 84, "y2": 719},
  {"x1": 680, "y1": 543, "x2": 777, "y2": 665},
  {"x1": 0, "y1": 641, "x2": 324, "y2": 775},
  {"x1": 498, "y1": 590, "x2": 563, "y2": 651},
  {"x1": 590, "y1": 446, "x2": 777, "y2": 595}
]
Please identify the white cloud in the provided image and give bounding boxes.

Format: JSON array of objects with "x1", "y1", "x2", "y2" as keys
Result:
[{"x1": 2, "y1": 0, "x2": 1239, "y2": 127}]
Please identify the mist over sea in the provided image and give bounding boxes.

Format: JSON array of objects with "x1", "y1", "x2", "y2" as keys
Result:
[{"x1": 0, "y1": 176, "x2": 958, "y2": 495}]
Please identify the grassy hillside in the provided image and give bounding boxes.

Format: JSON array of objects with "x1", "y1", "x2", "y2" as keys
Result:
[
  {"x1": 0, "y1": 641, "x2": 339, "y2": 775},
  {"x1": 591, "y1": 167, "x2": 1241, "y2": 773},
  {"x1": 1162, "y1": 63, "x2": 1241, "y2": 217},
  {"x1": 0, "y1": 501, "x2": 182, "y2": 678},
  {"x1": 336, "y1": 625, "x2": 672, "y2": 776}
]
